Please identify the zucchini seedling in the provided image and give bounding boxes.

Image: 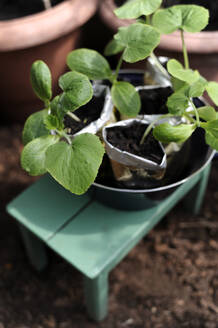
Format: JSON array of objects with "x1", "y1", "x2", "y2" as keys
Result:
[
  {"x1": 21, "y1": 60, "x2": 105, "y2": 195},
  {"x1": 114, "y1": 0, "x2": 218, "y2": 150}
]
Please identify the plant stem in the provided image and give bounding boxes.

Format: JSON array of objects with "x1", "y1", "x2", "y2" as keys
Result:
[
  {"x1": 140, "y1": 114, "x2": 172, "y2": 145},
  {"x1": 55, "y1": 130, "x2": 72, "y2": 145},
  {"x1": 184, "y1": 113, "x2": 196, "y2": 124},
  {"x1": 181, "y1": 30, "x2": 189, "y2": 69},
  {"x1": 190, "y1": 99, "x2": 200, "y2": 127},
  {"x1": 114, "y1": 53, "x2": 124, "y2": 83},
  {"x1": 42, "y1": 0, "x2": 52, "y2": 10},
  {"x1": 150, "y1": 52, "x2": 170, "y2": 79},
  {"x1": 67, "y1": 111, "x2": 81, "y2": 122}
]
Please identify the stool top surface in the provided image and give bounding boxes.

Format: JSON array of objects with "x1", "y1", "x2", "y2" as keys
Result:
[{"x1": 7, "y1": 172, "x2": 201, "y2": 278}]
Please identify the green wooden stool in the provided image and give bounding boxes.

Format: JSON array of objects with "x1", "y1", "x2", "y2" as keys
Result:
[{"x1": 6, "y1": 164, "x2": 211, "y2": 321}]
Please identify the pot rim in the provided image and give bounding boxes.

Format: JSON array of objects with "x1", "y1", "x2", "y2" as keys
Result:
[
  {"x1": 0, "y1": 0, "x2": 98, "y2": 51},
  {"x1": 93, "y1": 148, "x2": 215, "y2": 193}
]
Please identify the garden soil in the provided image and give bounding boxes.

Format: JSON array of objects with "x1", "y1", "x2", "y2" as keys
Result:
[{"x1": 0, "y1": 124, "x2": 218, "y2": 328}]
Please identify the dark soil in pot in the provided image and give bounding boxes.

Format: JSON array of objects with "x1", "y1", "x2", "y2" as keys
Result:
[
  {"x1": 139, "y1": 87, "x2": 173, "y2": 115},
  {"x1": 163, "y1": 0, "x2": 218, "y2": 31},
  {"x1": 107, "y1": 122, "x2": 163, "y2": 164},
  {"x1": 64, "y1": 91, "x2": 105, "y2": 135},
  {"x1": 0, "y1": 0, "x2": 63, "y2": 20}
]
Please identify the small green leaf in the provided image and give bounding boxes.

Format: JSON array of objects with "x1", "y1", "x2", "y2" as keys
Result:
[
  {"x1": 206, "y1": 82, "x2": 218, "y2": 106},
  {"x1": 45, "y1": 134, "x2": 105, "y2": 195},
  {"x1": 67, "y1": 49, "x2": 112, "y2": 80},
  {"x1": 197, "y1": 106, "x2": 217, "y2": 122},
  {"x1": 205, "y1": 131, "x2": 218, "y2": 150},
  {"x1": 58, "y1": 71, "x2": 93, "y2": 113},
  {"x1": 104, "y1": 39, "x2": 125, "y2": 56},
  {"x1": 21, "y1": 135, "x2": 59, "y2": 176},
  {"x1": 114, "y1": 0, "x2": 162, "y2": 19},
  {"x1": 167, "y1": 59, "x2": 200, "y2": 84},
  {"x1": 111, "y1": 81, "x2": 141, "y2": 117},
  {"x1": 171, "y1": 77, "x2": 186, "y2": 92},
  {"x1": 114, "y1": 24, "x2": 160, "y2": 63},
  {"x1": 22, "y1": 109, "x2": 50, "y2": 146},
  {"x1": 30, "y1": 60, "x2": 52, "y2": 102},
  {"x1": 152, "y1": 5, "x2": 209, "y2": 34},
  {"x1": 44, "y1": 115, "x2": 61, "y2": 130},
  {"x1": 153, "y1": 123, "x2": 196, "y2": 143},
  {"x1": 188, "y1": 77, "x2": 207, "y2": 97},
  {"x1": 167, "y1": 91, "x2": 189, "y2": 116},
  {"x1": 203, "y1": 119, "x2": 218, "y2": 138}
]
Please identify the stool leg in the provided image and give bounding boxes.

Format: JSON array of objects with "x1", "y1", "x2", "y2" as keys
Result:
[
  {"x1": 83, "y1": 271, "x2": 108, "y2": 321},
  {"x1": 19, "y1": 224, "x2": 48, "y2": 271},
  {"x1": 183, "y1": 163, "x2": 211, "y2": 215}
]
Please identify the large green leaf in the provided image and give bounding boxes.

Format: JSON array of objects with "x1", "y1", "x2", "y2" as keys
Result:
[
  {"x1": 58, "y1": 71, "x2": 93, "y2": 113},
  {"x1": 104, "y1": 39, "x2": 125, "y2": 56},
  {"x1": 67, "y1": 49, "x2": 112, "y2": 80},
  {"x1": 152, "y1": 5, "x2": 209, "y2": 34},
  {"x1": 114, "y1": 23, "x2": 160, "y2": 63},
  {"x1": 111, "y1": 81, "x2": 141, "y2": 117},
  {"x1": 21, "y1": 135, "x2": 59, "y2": 176},
  {"x1": 22, "y1": 109, "x2": 50, "y2": 146},
  {"x1": 206, "y1": 82, "x2": 218, "y2": 106},
  {"x1": 115, "y1": 0, "x2": 162, "y2": 19},
  {"x1": 167, "y1": 59, "x2": 200, "y2": 84},
  {"x1": 30, "y1": 60, "x2": 52, "y2": 102},
  {"x1": 153, "y1": 123, "x2": 196, "y2": 143},
  {"x1": 45, "y1": 134, "x2": 105, "y2": 195},
  {"x1": 188, "y1": 77, "x2": 207, "y2": 97},
  {"x1": 167, "y1": 91, "x2": 189, "y2": 116}
]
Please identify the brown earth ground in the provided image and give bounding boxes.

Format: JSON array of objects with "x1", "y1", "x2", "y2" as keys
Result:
[{"x1": 0, "y1": 124, "x2": 218, "y2": 328}]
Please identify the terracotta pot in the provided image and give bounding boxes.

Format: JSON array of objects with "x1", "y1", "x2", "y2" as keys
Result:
[
  {"x1": 99, "y1": 0, "x2": 218, "y2": 84},
  {"x1": 157, "y1": 31, "x2": 218, "y2": 83},
  {"x1": 0, "y1": 0, "x2": 98, "y2": 122}
]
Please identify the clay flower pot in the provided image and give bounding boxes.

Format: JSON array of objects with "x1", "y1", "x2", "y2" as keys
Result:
[
  {"x1": 157, "y1": 30, "x2": 218, "y2": 83},
  {"x1": 0, "y1": 0, "x2": 98, "y2": 122}
]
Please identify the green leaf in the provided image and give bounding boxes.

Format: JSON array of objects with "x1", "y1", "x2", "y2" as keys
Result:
[
  {"x1": 205, "y1": 131, "x2": 218, "y2": 150},
  {"x1": 22, "y1": 109, "x2": 50, "y2": 146},
  {"x1": 67, "y1": 48, "x2": 112, "y2": 80},
  {"x1": 21, "y1": 135, "x2": 59, "y2": 176},
  {"x1": 197, "y1": 106, "x2": 217, "y2": 122},
  {"x1": 152, "y1": 5, "x2": 209, "y2": 34},
  {"x1": 111, "y1": 81, "x2": 141, "y2": 117},
  {"x1": 171, "y1": 77, "x2": 186, "y2": 92},
  {"x1": 114, "y1": 23, "x2": 160, "y2": 63},
  {"x1": 153, "y1": 123, "x2": 196, "y2": 143},
  {"x1": 188, "y1": 77, "x2": 207, "y2": 97},
  {"x1": 203, "y1": 119, "x2": 218, "y2": 138},
  {"x1": 58, "y1": 71, "x2": 93, "y2": 113},
  {"x1": 44, "y1": 115, "x2": 61, "y2": 130},
  {"x1": 104, "y1": 39, "x2": 125, "y2": 56},
  {"x1": 152, "y1": 7, "x2": 182, "y2": 34},
  {"x1": 167, "y1": 59, "x2": 200, "y2": 84},
  {"x1": 45, "y1": 134, "x2": 105, "y2": 195},
  {"x1": 114, "y1": 0, "x2": 162, "y2": 19},
  {"x1": 206, "y1": 82, "x2": 218, "y2": 106},
  {"x1": 167, "y1": 91, "x2": 189, "y2": 116},
  {"x1": 30, "y1": 60, "x2": 52, "y2": 102}
]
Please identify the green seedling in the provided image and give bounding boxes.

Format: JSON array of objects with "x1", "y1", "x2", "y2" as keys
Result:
[
  {"x1": 67, "y1": 21, "x2": 161, "y2": 117},
  {"x1": 21, "y1": 60, "x2": 105, "y2": 195},
  {"x1": 115, "y1": 0, "x2": 218, "y2": 150}
]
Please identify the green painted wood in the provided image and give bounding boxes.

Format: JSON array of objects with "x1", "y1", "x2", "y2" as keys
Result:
[
  {"x1": 48, "y1": 170, "x2": 202, "y2": 279},
  {"x1": 84, "y1": 271, "x2": 108, "y2": 321},
  {"x1": 183, "y1": 163, "x2": 211, "y2": 215},
  {"x1": 19, "y1": 224, "x2": 48, "y2": 271},
  {"x1": 7, "y1": 175, "x2": 92, "y2": 241}
]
